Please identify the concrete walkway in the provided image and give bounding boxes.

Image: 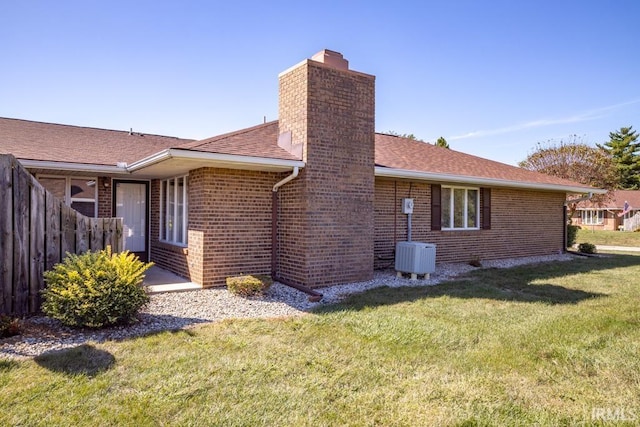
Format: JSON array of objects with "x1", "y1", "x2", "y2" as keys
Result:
[
  {"x1": 595, "y1": 245, "x2": 640, "y2": 253},
  {"x1": 143, "y1": 266, "x2": 201, "y2": 294}
]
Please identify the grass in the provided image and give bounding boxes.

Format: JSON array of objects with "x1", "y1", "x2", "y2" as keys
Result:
[
  {"x1": 2, "y1": 254, "x2": 640, "y2": 426},
  {"x1": 576, "y1": 228, "x2": 640, "y2": 247}
]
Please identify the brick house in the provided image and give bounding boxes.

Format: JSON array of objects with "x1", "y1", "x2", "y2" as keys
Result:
[
  {"x1": 572, "y1": 190, "x2": 640, "y2": 231},
  {"x1": 0, "y1": 49, "x2": 603, "y2": 289}
]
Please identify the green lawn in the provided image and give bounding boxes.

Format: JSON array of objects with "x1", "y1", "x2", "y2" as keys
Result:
[
  {"x1": 2, "y1": 254, "x2": 640, "y2": 426},
  {"x1": 576, "y1": 228, "x2": 640, "y2": 247}
]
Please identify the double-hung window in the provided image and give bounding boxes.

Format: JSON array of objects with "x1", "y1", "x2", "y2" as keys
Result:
[
  {"x1": 441, "y1": 186, "x2": 479, "y2": 230},
  {"x1": 160, "y1": 176, "x2": 188, "y2": 245},
  {"x1": 581, "y1": 210, "x2": 603, "y2": 225}
]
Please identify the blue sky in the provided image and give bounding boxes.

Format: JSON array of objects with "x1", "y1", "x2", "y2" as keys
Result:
[{"x1": 2, "y1": 1, "x2": 638, "y2": 165}]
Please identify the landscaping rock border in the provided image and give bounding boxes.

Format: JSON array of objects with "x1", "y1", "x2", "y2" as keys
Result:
[{"x1": 1, "y1": 254, "x2": 573, "y2": 360}]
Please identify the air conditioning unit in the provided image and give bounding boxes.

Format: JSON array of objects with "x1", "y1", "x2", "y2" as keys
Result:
[{"x1": 395, "y1": 241, "x2": 436, "y2": 280}]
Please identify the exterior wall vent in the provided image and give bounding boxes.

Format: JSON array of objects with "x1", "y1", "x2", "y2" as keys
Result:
[{"x1": 395, "y1": 241, "x2": 436, "y2": 280}]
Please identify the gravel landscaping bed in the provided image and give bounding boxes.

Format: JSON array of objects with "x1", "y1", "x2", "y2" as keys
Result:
[{"x1": 1, "y1": 254, "x2": 573, "y2": 360}]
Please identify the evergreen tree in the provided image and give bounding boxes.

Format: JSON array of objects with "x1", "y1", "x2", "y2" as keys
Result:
[
  {"x1": 435, "y1": 136, "x2": 450, "y2": 149},
  {"x1": 598, "y1": 126, "x2": 640, "y2": 189}
]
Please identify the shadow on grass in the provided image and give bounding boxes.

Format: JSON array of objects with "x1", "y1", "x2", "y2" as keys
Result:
[
  {"x1": 316, "y1": 254, "x2": 640, "y2": 313},
  {"x1": 0, "y1": 359, "x2": 19, "y2": 372},
  {"x1": 34, "y1": 344, "x2": 115, "y2": 377}
]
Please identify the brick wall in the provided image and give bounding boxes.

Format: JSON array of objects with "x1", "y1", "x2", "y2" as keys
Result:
[
  {"x1": 97, "y1": 177, "x2": 112, "y2": 217},
  {"x1": 277, "y1": 53, "x2": 376, "y2": 287},
  {"x1": 374, "y1": 178, "x2": 566, "y2": 268},
  {"x1": 149, "y1": 168, "x2": 287, "y2": 287}
]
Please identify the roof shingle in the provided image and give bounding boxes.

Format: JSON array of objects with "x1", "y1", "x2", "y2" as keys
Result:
[{"x1": 0, "y1": 117, "x2": 193, "y2": 166}]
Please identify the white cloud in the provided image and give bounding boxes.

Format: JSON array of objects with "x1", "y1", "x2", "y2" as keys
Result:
[{"x1": 448, "y1": 98, "x2": 640, "y2": 141}]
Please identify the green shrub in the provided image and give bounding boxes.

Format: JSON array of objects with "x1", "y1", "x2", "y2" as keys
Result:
[
  {"x1": 0, "y1": 315, "x2": 20, "y2": 338},
  {"x1": 566, "y1": 224, "x2": 579, "y2": 247},
  {"x1": 226, "y1": 274, "x2": 273, "y2": 297},
  {"x1": 577, "y1": 242, "x2": 597, "y2": 254},
  {"x1": 42, "y1": 247, "x2": 152, "y2": 328}
]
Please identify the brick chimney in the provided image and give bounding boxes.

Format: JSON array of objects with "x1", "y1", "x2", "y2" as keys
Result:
[{"x1": 276, "y1": 50, "x2": 376, "y2": 287}]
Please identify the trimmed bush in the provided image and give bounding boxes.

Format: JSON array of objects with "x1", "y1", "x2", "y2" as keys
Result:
[
  {"x1": 577, "y1": 242, "x2": 597, "y2": 254},
  {"x1": 566, "y1": 224, "x2": 579, "y2": 247},
  {"x1": 42, "y1": 247, "x2": 152, "y2": 328},
  {"x1": 227, "y1": 274, "x2": 273, "y2": 297}
]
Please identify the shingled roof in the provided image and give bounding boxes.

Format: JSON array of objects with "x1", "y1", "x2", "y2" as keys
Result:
[
  {"x1": 577, "y1": 190, "x2": 640, "y2": 210},
  {"x1": 374, "y1": 133, "x2": 592, "y2": 189},
  {"x1": 178, "y1": 121, "x2": 300, "y2": 161},
  {"x1": 0, "y1": 117, "x2": 193, "y2": 166},
  {"x1": 0, "y1": 116, "x2": 603, "y2": 192}
]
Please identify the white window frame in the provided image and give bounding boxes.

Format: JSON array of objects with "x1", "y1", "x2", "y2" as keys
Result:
[
  {"x1": 581, "y1": 209, "x2": 604, "y2": 225},
  {"x1": 159, "y1": 175, "x2": 188, "y2": 246},
  {"x1": 37, "y1": 175, "x2": 98, "y2": 217},
  {"x1": 442, "y1": 185, "x2": 480, "y2": 230}
]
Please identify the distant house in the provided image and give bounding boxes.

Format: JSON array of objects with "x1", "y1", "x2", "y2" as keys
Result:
[
  {"x1": 0, "y1": 49, "x2": 604, "y2": 289},
  {"x1": 573, "y1": 190, "x2": 640, "y2": 231}
]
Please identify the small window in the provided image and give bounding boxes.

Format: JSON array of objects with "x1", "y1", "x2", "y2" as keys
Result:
[
  {"x1": 581, "y1": 210, "x2": 604, "y2": 225},
  {"x1": 160, "y1": 176, "x2": 188, "y2": 245},
  {"x1": 441, "y1": 186, "x2": 479, "y2": 230},
  {"x1": 38, "y1": 176, "x2": 97, "y2": 217}
]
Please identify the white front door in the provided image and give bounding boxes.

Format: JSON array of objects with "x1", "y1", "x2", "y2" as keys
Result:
[{"x1": 115, "y1": 181, "x2": 148, "y2": 260}]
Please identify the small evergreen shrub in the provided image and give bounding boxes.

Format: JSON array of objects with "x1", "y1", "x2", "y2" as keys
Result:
[
  {"x1": 0, "y1": 315, "x2": 20, "y2": 338},
  {"x1": 226, "y1": 274, "x2": 273, "y2": 297},
  {"x1": 42, "y1": 247, "x2": 152, "y2": 328},
  {"x1": 577, "y1": 242, "x2": 597, "y2": 254},
  {"x1": 566, "y1": 224, "x2": 579, "y2": 247}
]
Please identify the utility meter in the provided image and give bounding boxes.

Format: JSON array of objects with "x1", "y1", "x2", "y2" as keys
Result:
[{"x1": 402, "y1": 198, "x2": 414, "y2": 214}]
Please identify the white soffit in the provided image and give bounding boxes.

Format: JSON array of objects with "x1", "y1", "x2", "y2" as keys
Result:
[{"x1": 375, "y1": 166, "x2": 607, "y2": 194}]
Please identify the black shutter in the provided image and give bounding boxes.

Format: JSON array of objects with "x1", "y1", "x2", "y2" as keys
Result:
[
  {"x1": 431, "y1": 184, "x2": 441, "y2": 231},
  {"x1": 481, "y1": 187, "x2": 491, "y2": 230}
]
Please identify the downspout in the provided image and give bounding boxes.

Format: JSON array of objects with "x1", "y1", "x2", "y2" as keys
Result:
[{"x1": 270, "y1": 168, "x2": 322, "y2": 302}]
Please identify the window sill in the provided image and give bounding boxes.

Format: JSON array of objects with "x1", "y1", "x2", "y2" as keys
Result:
[
  {"x1": 154, "y1": 240, "x2": 188, "y2": 255},
  {"x1": 442, "y1": 227, "x2": 481, "y2": 231}
]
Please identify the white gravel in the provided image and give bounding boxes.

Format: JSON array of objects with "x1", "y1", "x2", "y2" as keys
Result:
[{"x1": 1, "y1": 253, "x2": 573, "y2": 360}]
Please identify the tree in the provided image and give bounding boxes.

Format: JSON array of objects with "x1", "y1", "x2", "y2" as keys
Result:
[
  {"x1": 385, "y1": 131, "x2": 423, "y2": 141},
  {"x1": 597, "y1": 126, "x2": 640, "y2": 189},
  {"x1": 519, "y1": 136, "x2": 617, "y2": 218},
  {"x1": 435, "y1": 136, "x2": 450, "y2": 149}
]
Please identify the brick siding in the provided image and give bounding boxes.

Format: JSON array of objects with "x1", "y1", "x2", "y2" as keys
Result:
[
  {"x1": 374, "y1": 178, "x2": 566, "y2": 268},
  {"x1": 150, "y1": 168, "x2": 287, "y2": 287}
]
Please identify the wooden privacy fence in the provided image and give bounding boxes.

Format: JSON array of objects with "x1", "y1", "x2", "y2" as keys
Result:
[{"x1": 0, "y1": 154, "x2": 123, "y2": 316}]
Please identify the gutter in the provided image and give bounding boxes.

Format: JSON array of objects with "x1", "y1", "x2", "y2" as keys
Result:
[
  {"x1": 127, "y1": 148, "x2": 305, "y2": 172},
  {"x1": 375, "y1": 167, "x2": 608, "y2": 194},
  {"x1": 17, "y1": 159, "x2": 127, "y2": 174}
]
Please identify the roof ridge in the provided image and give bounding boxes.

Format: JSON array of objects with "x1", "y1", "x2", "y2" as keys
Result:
[{"x1": 0, "y1": 116, "x2": 192, "y2": 141}]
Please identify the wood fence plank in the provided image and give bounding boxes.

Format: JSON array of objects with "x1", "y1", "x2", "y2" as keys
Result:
[
  {"x1": 90, "y1": 218, "x2": 104, "y2": 251},
  {"x1": 29, "y1": 183, "x2": 45, "y2": 313},
  {"x1": 103, "y1": 218, "x2": 117, "y2": 251},
  {"x1": 12, "y1": 162, "x2": 29, "y2": 316},
  {"x1": 0, "y1": 155, "x2": 13, "y2": 314},
  {"x1": 61, "y1": 204, "x2": 76, "y2": 257},
  {"x1": 114, "y1": 218, "x2": 124, "y2": 252},
  {"x1": 76, "y1": 215, "x2": 89, "y2": 254},
  {"x1": 45, "y1": 193, "x2": 61, "y2": 271}
]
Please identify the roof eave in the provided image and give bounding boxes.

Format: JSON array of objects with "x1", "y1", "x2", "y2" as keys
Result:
[
  {"x1": 375, "y1": 166, "x2": 607, "y2": 194},
  {"x1": 17, "y1": 159, "x2": 128, "y2": 174},
  {"x1": 127, "y1": 148, "x2": 305, "y2": 173}
]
